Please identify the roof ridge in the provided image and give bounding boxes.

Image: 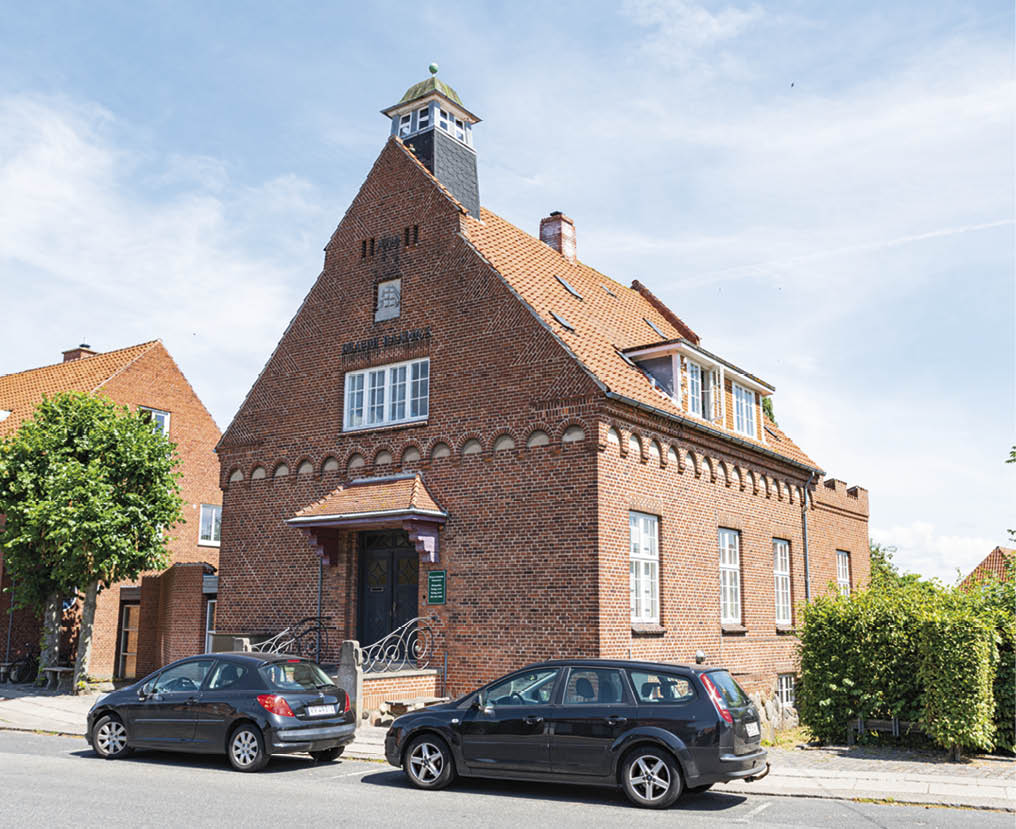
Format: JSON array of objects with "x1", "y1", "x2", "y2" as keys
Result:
[
  {"x1": 0, "y1": 340, "x2": 161, "y2": 383},
  {"x1": 91, "y1": 340, "x2": 162, "y2": 394}
]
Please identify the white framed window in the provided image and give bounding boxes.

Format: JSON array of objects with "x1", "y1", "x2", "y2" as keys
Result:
[
  {"x1": 439, "y1": 109, "x2": 450, "y2": 132},
  {"x1": 629, "y1": 512, "x2": 660, "y2": 624},
  {"x1": 375, "y1": 278, "x2": 401, "y2": 322},
  {"x1": 454, "y1": 117, "x2": 465, "y2": 142},
  {"x1": 398, "y1": 113, "x2": 412, "y2": 137},
  {"x1": 733, "y1": 383, "x2": 757, "y2": 437},
  {"x1": 199, "y1": 504, "x2": 222, "y2": 546},
  {"x1": 688, "y1": 361, "x2": 703, "y2": 417},
  {"x1": 777, "y1": 673, "x2": 796, "y2": 707},
  {"x1": 205, "y1": 599, "x2": 217, "y2": 653},
  {"x1": 836, "y1": 550, "x2": 851, "y2": 596},
  {"x1": 719, "y1": 528, "x2": 742, "y2": 625},
  {"x1": 139, "y1": 406, "x2": 170, "y2": 436},
  {"x1": 417, "y1": 106, "x2": 430, "y2": 130},
  {"x1": 344, "y1": 358, "x2": 429, "y2": 432},
  {"x1": 773, "y1": 539, "x2": 791, "y2": 625}
]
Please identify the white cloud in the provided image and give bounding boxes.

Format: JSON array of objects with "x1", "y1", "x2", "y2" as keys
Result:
[
  {"x1": 0, "y1": 94, "x2": 330, "y2": 431},
  {"x1": 871, "y1": 521, "x2": 1000, "y2": 585},
  {"x1": 623, "y1": 0, "x2": 764, "y2": 66}
]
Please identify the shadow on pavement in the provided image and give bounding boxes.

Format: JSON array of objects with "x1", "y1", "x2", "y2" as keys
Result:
[
  {"x1": 360, "y1": 770, "x2": 748, "y2": 811},
  {"x1": 69, "y1": 747, "x2": 362, "y2": 775}
]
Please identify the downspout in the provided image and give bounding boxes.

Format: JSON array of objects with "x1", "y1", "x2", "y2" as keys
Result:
[
  {"x1": 4, "y1": 578, "x2": 13, "y2": 664},
  {"x1": 802, "y1": 472, "x2": 815, "y2": 602},
  {"x1": 316, "y1": 560, "x2": 323, "y2": 663}
]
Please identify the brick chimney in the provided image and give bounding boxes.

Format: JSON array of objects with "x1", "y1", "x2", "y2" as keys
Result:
[
  {"x1": 540, "y1": 211, "x2": 576, "y2": 263},
  {"x1": 62, "y1": 343, "x2": 97, "y2": 362}
]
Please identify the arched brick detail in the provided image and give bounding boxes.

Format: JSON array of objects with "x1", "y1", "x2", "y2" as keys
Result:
[
  {"x1": 556, "y1": 418, "x2": 589, "y2": 444},
  {"x1": 426, "y1": 436, "x2": 454, "y2": 460},
  {"x1": 687, "y1": 449, "x2": 701, "y2": 478},
  {"x1": 272, "y1": 461, "x2": 290, "y2": 478},
  {"x1": 227, "y1": 467, "x2": 244, "y2": 484},
  {"x1": 346, "y1": 453, "x2": 366, "y2": 474},
  {"x1": 703, "y1": 456, "x2": 716, "y2": 483},
  {"x1": 526, "y1": 428, "x2": 551, "y2": 448},
  {"x1": 250, "y1": 464, "x2": 267, "y2": 480},
  {"x1": 492, "y1": 432, "x2": 517, "y2": 452},
  {"x1": 604, "y1": 424, "x2": 622, "y2": 452},
  {"x1": 666, "y1": 444, "x2": 681, "y2": 471},
  {"x1": 628, "y1": 432, "x2": 643, "y2": 461},
  {"x1": 372, "y1": 446, "x2": 395, "y2": 466},
  {"x1": 734, "y1": 465, "x2": 745, "y2": 491},
  {"x1": 295, "y1": 457, "x2": 315, "y2": 476},
  {"x1": 401, "y1": 443, "x2": 423, "y2": 465},
  {"x1": 719, "y1": 460, "x2": 732, "y2": 487},
  {"x1": 458, "y1": 433, "x2": 485, "y2": 456},
  {"x1": 647, "y1": 439, "x2": 662, "y2": 465},
  {"x1": 321, "y1": 456, "x2": 340, "y2": 474}
]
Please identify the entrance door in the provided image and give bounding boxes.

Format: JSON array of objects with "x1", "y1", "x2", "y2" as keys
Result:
[
  {"x1": 359, "y1": 531, "x2": 419, "y2": 648},
  {"x1": 117, "y1": 603, "x2": 140, "y2": 680}
]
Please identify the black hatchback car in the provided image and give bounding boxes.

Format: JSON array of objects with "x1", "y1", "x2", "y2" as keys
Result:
[
  {"x1": 87, "y1": 652, "x2": 355, "y2": 771},
  {"x1": 385, "y1": 658, "x2": 768, "y2": 808}
]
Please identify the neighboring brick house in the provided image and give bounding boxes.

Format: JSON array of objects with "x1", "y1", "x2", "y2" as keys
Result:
[
  {"x1": 215, "y1": 74, "x2": 869, "y2": 700},
  {"x1": 962, "y1": 546, "x2": 1014, "y2": 587},
  {"x1": 0, "y1": 341, "x2": 222, "y2": 680}
]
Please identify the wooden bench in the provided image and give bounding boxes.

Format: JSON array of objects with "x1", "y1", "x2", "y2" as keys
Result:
[
  {"x1": 42, "y1": 666, "x2": 73, "y2": 691},
  {"x1": 847, "y1": 717, "x2": 924, "y2": 746}
]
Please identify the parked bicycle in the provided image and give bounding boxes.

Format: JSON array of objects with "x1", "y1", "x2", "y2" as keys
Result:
[{"x1": 8, "y1": 641, "x2": 39, "y2": 684}]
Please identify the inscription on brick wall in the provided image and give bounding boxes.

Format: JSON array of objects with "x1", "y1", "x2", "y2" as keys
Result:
[{"x1": 341, "y1": 327, "x2": 432, "y2": 356}]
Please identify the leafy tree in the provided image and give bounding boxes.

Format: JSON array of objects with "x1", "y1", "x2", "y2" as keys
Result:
[
  {"x1": 1008, "y1": 446, "x2": 1015, "y2": 542},
  {"x1": 0, "y1": 392, "x2": 182, "y2": 690},
  {"x1": 761, "y1": 396, "x2": 777, "y2": 426}
]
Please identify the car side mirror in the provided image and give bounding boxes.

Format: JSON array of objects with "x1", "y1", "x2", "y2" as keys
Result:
[{"x1": 138, "y1": 681, "x2": 154, "y2": 699}]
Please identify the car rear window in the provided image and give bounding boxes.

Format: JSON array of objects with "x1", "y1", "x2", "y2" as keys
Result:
[
  {"x1": 260, "y1": 660, "x2": 336, "y2": 692},
  {"x1": 630, "y1": 670, "x2": 696, "y2": 704},
  {"x1": 705, "y1": 670, "x2": 750, "y2": 708}
]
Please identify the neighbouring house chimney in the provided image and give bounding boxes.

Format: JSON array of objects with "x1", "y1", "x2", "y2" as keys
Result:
[
  {"x1": 62, "y1": 343, "x2": 97, "y2": 362},
  {"x1": 540, "y1": 212, "x2": 576, "y2": 263}
]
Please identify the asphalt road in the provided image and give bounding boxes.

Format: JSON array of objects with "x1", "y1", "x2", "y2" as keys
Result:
[{"x1": 0, "y1": 731, "x2": 1008, "y2": 828}]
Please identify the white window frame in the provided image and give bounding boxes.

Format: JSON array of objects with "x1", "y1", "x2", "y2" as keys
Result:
[
  {"x1": 139, "y1": 406, "x2": 170, "y2": 436},
  {"x1": 719, "y1": 528, "x2": 742, "y2": 625},
  {"x1": 777, "y1": 673, "x2": 796, "y2": 707},
  {"x1": 688, "y1": 361, "x2": 703, "y2": 417},
  {"x1": 199, "y1": 504, "x2": 222, "y2": 547},
  {"x1": 733, "y1": 382, "x2": 757, "y2": 437},
  {"x1": 205, "y1": 599, "x2": 217, "y2": 654},
  {"x1": 398, "y1": 112, "x2": 412, "y2": 137},
  {"x1": 773, "y1": 539, "x2": 791, "y2": 625},
  {"x1": 417, "y1": 106, "x2": 430, "y2": 130},
  {"x1": 344, "y1": 357, "x2": 429, "y2": 432},
  {"x1": 836, "y1": 550, "x2": 851, "y2": 596},
  {"x1": 629, "y1": 512, "x2": 660, "y2": 625},
  {"x1": 439, "y1": 109, "x2": 450, "y2": 132}
]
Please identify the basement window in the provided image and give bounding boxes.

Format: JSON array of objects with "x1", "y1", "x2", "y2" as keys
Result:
[
  {"x1": 778, "y1": 674, "x2": 796, "y2": 706},
  {"x1": 550, "y1": 311, "x2": 574, "y2": 332},
  {"x1": 554, "y1": 274, "x2": 583, "y2": 300}
]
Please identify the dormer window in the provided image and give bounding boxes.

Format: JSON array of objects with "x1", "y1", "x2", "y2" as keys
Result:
[
  {"x1": 733, "y1": 383, "x2": 757, "y2": 437},
  {"x1": 417, "y1": 106, "x2": 430, "y2": 129},
  {"x1": 687, "y1": 361, "x2": 709, "y2": 418},
  {"x1": 398, "y1": 113, "x2": 412, "y2": 137}
]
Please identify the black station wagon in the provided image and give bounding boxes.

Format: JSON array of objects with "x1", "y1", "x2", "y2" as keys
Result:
[
  {"x1": 385, "y1": 658, "x2": 768, "y2": 808},
  {"x1": 87, "y1": 652, "x2": 355, "y2": 772}
]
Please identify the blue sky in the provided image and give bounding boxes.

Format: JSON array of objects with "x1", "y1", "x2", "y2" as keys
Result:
[{"x1": 0, "y1": 1, "x2": 1012, "y2": 581}]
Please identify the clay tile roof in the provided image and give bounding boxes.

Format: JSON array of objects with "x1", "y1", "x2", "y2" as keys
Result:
[
  {"x1": 292, "y1": 474, "x2": 445, "y2": 521},
  {"x1": 962, "y1": 547, "x2": 1015, "y2": 587},
  {"x1": 459, "y1": 208, "x2": 821, "y2": 471},
  {"x1": 0, "y1": 341, "x2": 160, "y2": 438}
]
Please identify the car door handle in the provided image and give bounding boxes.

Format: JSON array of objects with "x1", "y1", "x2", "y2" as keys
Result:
[
  {"x1": 184, "y1": 696, "x2": 197, "y2": 705},
  {"x1": 605, "y1": 715, "x2": 628, "y2": 725},
  {"x1": 524, "y1": 715, "x2": 544, "y2": 725}
]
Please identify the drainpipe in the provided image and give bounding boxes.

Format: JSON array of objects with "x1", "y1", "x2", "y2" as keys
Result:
[
  {"x1": 316, "y1": 560, "x2": 323, "y2": 663},
  {"x1": 4, "y1": 578, "x2": 13, "y2": 664},
  {"x1": 802, "y1": 472, "x2": 815, "y2": 602}
]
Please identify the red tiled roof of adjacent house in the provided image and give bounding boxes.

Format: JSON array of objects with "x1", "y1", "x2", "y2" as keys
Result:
[
  {"x1": 962, "y1": 546, "x2": 1015, "y2": 587},
  {"x1": 457, "y1": 205, "x2": 821, "y2": 470},
  {"x1": 293, "y1": 474, "x2": 445, "y2": 520},
  {"x1": 0, "y1": 341, "x2": 160, "y2": 438}
]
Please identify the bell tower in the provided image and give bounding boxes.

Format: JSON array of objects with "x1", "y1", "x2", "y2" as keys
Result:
[{"x1": 382, "y1": 64, "x2": 481, "y2": 217}]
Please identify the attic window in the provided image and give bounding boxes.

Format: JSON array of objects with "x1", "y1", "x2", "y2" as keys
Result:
[
  {"x1": 417, "y1": 106, "x2": 430, "y2": 130},
  {"x1": 550, "y1": 311, "x2": 574, "y2": 332},
  {"x1": 398, "y1": 113, "x2": 412, "y2": 138},
  {"x1": 600, "y1": 284, "x2": 617, "y2": 297},
  {"x1": 644, "y1": 318, "x2": 666, "y2": 339},
  {"x1": 616, "y1": 349, "x2": 635, "y2": 367},
  {"x1": 0, "y1": 410, "x2": 10, "y2": 422},
  {"x1": 554, "y1": 275, "x2": 583, "y2": 300}
]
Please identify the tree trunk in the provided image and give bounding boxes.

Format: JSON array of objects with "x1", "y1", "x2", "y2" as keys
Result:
[
  {"x1": 37, "y1": 591, "x2": 61, "y2": 686},
  {"x1": 73, "y1": 580, "x2": 100, "y2": 694}
]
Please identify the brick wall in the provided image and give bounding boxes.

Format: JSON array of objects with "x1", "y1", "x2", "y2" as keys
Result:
[{"x1": 361, "y1": 671, "x2": 442, "y2": 711}]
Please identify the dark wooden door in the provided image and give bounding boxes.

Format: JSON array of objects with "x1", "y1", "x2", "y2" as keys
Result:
[{"x1": 359, "y1": 531, "x2": 419, "y2": 647}]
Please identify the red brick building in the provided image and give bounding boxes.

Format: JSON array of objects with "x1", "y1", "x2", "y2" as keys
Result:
[
  {"x1": 961, "y1": 546, "x2": 1014, "y2": 587},
  {"x1": 0, "y1": 341, "x2": 222, "y2": 681},
  {"x1": 215, "y1": 75, "x2": 869, "y2": 701}
]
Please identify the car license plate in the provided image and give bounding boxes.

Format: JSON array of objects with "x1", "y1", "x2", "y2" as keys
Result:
[
  {"x1": 307, "y1": 704, "x2": 336, "y2": 717},
  {"x1": 745, "y1": 721, "x2": 760, "y2": 737}
]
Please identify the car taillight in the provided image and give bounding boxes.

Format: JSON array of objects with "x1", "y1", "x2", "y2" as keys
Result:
[
  {"x1": 342, "y1": 692, "x2": 351, "y2": 714},
  {"x1": 257, "y1": 694, "x2": 295, "y2": 717},
  {"x1": 700, "y1": 674, "x2": 734, "y2": 725}
]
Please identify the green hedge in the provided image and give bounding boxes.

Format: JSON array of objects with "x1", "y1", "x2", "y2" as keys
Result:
[
  {"x1": 918, "y1": 612, "x2": 996, "y2": 752},
  {"x1": 798, "y1": 565, "x2": 1013, "y2": 754}
]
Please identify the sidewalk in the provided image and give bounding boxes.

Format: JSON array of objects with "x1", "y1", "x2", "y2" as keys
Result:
[{"x1": 2, "y1": 684, "x2": 1012, "y2": 810}]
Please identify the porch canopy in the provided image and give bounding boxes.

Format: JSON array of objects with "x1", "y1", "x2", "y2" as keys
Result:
[{"x1": 286, "y1": 473, "x2": 447, "y2": 563}]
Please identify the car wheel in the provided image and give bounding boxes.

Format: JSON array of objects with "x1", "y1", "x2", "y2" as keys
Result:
[
  {"x1": 228, "y1": 724, "x2": 268, "y2": 772},
  {"x1": 93, "y1": 715, "x2": 131, "y2": 760},
  {"x1": 687, "y1": 783, "x2": 713, "y2": 795},
  {"x1": 403, "y1": 734, "x2": 455, "y2": 790},
  {"x1": 621, "y1": 747, "x2": 682, "y2": 809},
  {"x1": 310, "y1": 746, "x2": 344, "y2": 763}
]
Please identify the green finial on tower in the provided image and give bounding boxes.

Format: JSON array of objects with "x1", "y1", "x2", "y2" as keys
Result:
[{"x1": 428, "y1": 62, "x2": 439, "y2": 75}]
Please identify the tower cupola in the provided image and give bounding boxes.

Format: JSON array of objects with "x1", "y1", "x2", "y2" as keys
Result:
[{"x1": 382, "y1": 64, "x2": 481, "y2": 216}]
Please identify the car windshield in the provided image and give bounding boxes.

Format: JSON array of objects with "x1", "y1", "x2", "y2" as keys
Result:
[
  {"x1": 260, "y1": 660, "x2": 335, "y2": 691},
  {"x1": 706, "y1": 670, "x2": 750, "y2": 708}
]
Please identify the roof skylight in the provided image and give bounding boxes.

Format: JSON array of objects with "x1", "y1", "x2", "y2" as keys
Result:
[
  {"x1": 550, "y1": 311, "x2": 574, "y2": 332},
  {"x1": 644, "y1": 318, "x2": 666, "y2": 338},
  {"x1": 600, "y1": 284, "x2": 617, "y2": 297},
  {"x1": 554, "y1": 274, "x2": 583, "y2": 300}
]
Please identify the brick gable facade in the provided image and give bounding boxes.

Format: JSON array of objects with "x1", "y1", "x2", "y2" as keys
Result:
[{"x1": 215, "y1": 126, "x2": 869, "y2": 698}]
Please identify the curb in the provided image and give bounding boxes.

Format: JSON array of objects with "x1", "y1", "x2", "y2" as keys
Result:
[{"x1": 721, "y1": 784, "x2": 1015, "y2": 813}]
